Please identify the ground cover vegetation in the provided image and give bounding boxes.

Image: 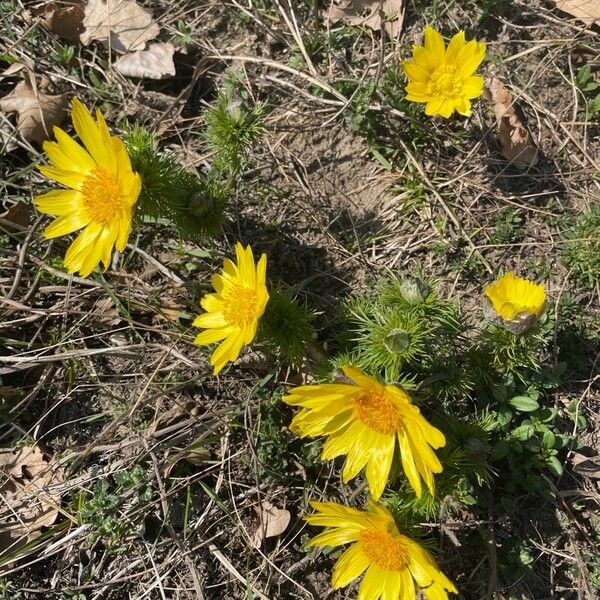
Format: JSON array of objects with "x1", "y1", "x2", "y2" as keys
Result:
[{"x1": 0, "y1": 0, "x2": 599, "y2": 598}]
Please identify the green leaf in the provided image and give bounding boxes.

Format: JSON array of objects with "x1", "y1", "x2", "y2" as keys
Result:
[
  {"x1": 512, "y1": 424, "x2": 535, "y2": 441},
  {"x1": 508, "y1": 396, "x2": 539, "y2": 412},
  {"x1": 495, "y1": 408, "x2": 513, "y2": 429},
  {"x1": 370, "y1": 148, "x2": 393, "y2": 171},
  {"x1": 546, "y1": 455, "x2": 563, "y2": 477},
  {"x1": 491, "y1": 440, "x2": 510, "y2": 460},
  {"x1": 541, "y1": 430, "x2": 556, "y2": 449}
]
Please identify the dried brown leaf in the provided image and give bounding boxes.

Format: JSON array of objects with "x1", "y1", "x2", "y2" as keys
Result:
[
  {"x1": 1, "y1": 202, "x2": 31, "y2": 230},
  {"x1": 0, "y1": 80, "x2": 68, "y2": 143},
  {"x1": 114, "y1": 42, "x2": 176, "y2": 79},
  {"x1": 483, "y1": 78, "x2": 539, "y2": 169},
  {"x1": 550, "y1": 0, "x2": 600, "y2": 26},
  {"x1": 572, "y1": 452, "x2": 600, "y2": 479},
  {"x1": 252, "y1": 501, "x2": 291, "y2": 547},
  {"x1": 81, "y1": 0, "x2": 160, "y2": 53},
  {"x1": 323, "y1": 0, "x2": 404, "y2": 37},
  {"x1": 46, "y1": 2, "x2": 86, "y2": 43},
  {"x1": 0, "y1": 446, "x2": 64, "y2": 554}
]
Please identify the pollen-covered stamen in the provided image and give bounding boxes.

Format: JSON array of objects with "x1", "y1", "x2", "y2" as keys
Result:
[
  {"x1": 222, "y1": 286, "x2": 259, "y2": 326},
  {"x1": 428, "y1": 65, "x2": 463, "y2": 98},
  {"x1": 81, "y1": 166, "x2": 126, "y2": 225},
  {"x1": 360, "y1": 529, "x2": 408, "y2": 571},
  {"x1": 353, "y1": 391, "x2": 402, "y2": 434}
]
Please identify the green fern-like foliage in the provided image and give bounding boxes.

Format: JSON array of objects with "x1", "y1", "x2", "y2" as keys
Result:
[
  {"x1": 473, "y1": 312, "x2": 553, "y2": 383},
  {"x1": 259, "y1": 285, "x2": 316, "y2": 367},
  {"x1": 126, "y1": 125, "x2": 227, "y2": 239},
  {"x1": 343, "y1": 274, "x2": 466, "y2": 393},
  {"x1": 204, "y1": 94, "x2": 266, "y2": 175}
]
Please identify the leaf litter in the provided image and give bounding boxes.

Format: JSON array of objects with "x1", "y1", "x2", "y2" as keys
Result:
[
  {"x1": 0, "y1": 446, "x2": 64, "y2": 555},
  {"x1": 323, "y1": 0, "x2": 405, "y2": 37}
]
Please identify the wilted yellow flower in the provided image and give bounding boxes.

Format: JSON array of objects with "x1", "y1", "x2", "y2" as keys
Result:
[
  {"x1": 484, "y1": 272, "x2": 546, "y2": 323},
  {"x1": 403, "y1": 26, "x2": 486, "y2": 118},
  {"x1": 283, "y1": 366, "x2": 445, "y2": 500},
  {"x1": 34, "y1": 98, "x2": 141, "y2": 277},
  {"x1": 306, "y1": 500, "x2": 458, "y2": 600},
  {"x1": 193, "y1": 243, "x2": 269, "y2": 375}
]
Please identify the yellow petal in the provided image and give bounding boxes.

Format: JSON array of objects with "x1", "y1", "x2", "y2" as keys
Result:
[
  {"x1": 321, "y1": 420, "x2": 363, "y2": 460},
  {"x1": 445, "y1": 30, "x2": 465, "y2": 63},
  {"x1": 365, "y1": 433, "x2": 395, "y2": 500},
  {"x1": 34, "y1": 189, "x2": 82, "y2": 216},
  {"x1": 424, "y1": 97, "x2": 445, "y2": 117},
  {"x1": 43, "y1": 212, "x2": 90, "y2": 239},
  {"x1": 423, "y1": 27, "x2": 445, "y2": 59},
  {"x1": 38, "y1": 165, "x2": 84, "y2": 190},
  {"x1": 462, "y1": 75, "x2": 484, "y2": 99},
  {"x1": 397, "y1": 568, "x2": 416, "y2": 600},
  {"x1": 309, "y1": 528, "x2": 361, "y2": 548},
  {"x1": 398, "y1": 430, "x2": 422, "y2": 497},
  {"x1": 193, "y1": 311, "x2": 228, "y2": 328},
  {"x1": 63, "y1": 222, "x2": 102, "y2": 271},
  {"x1": 70, "y1": 98, "x2": 113, "y2": 169},
  {"x1": 358, "y1": 564, "x2": 385, "y2": 600},
  {"x1": 52, "y1": 126, "x2": 96, "y2": 171},
  {"x1": 332, "y1": 544, "x2": 370, "y2": 589},
  {"x1": 341, "y1": 365, "x2": 379, "y2": 390},
  {"x1": 194, "y1": 328, "x2": 230, "y2": 346},
  {"x1": 381, "y1": 570, "x2": 403, "y2": 600},
  {"x1": 403, "y1": 61, "x2": 431, "y2": 83}
]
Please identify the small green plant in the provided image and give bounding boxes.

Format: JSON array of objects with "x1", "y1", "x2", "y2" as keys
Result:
[
  {"x1": 204, "y1": 93, "x2": 266, "y2": 175},
  {"x1": 75, "y1": 465, "x2": 152, "y2": 553},
  {"x1": 575, "y1": 64, "x2": 600, "y2": 120},
  {"x1": 126, "y1": 125, "x2": 228, "y2": 239},
  {"x1": 260, "y1": 285, "x2": 316, "y2": 366},
  {"x1": 562, "y1": 204, "x2": 600, "y2": 288},
  {"x1": 171, "y1": 20, "x2": 194, "y2": 52},
  {"x1": 50, "y1": 41, "x2": 75, "y2": 66},
  {"x1": 490, "y1": 208, "x2": 525, "y2": 245}
]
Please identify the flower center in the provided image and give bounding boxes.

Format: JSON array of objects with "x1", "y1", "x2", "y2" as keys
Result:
[
  {"x1": 354, "y1": 391, "x2": 402, "y2": 434},
  {"x1": 81, "y1": 167, "x2": 125, "y2": 225},
  {"x1": 360, "y1": 530, "x2": 407, "y2": 571},
  {"x1": 222, "y1": 286, "x2": 259, "y2": 326},
  {"x1": 428, "y1": 65, "x2": 463, "y2": 98}
]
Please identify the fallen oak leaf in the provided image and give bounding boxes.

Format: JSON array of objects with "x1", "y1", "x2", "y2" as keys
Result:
[
  {"x1": 114, "y1": 42, "x2": 176, "y2": 79},
  {"x1": 548, "y1": 0, "x2": 600, "y2": 27},
  {"x1": 483, "y1": 77, "x2": 539, "y2": 169},
  {"x1": 0, "y1": 80, "x2": 68, "y2": 143},
  {"x1": 323, "y1": 0, "x2": 405, "y2": 38},
  {"x1": 81, "y1": 0, "x2": 160, "y2": 53},
  {"x1": 0, "y1": 446, "x2": 64, "y2": 555}
]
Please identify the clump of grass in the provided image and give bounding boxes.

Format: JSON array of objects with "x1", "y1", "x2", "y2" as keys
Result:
[{"x1": 562, "y1": 205, "x2": 600, "y2": 289}]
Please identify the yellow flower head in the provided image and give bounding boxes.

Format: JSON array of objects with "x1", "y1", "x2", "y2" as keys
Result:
[
  {"x1": 403, "y1": 26, "x2": 486, "y2": 118},
  {"x1": 34, "y1": 98, "x2": 141, "y2": 277},
  {"x1": 484, "y1": 272, "x2": 546, "y2": 322},
  {"x1": 306, "y1": 500, "x2": 458, "y2": 600},
  {"x1": 193, "y1": 243, "x2": 269, "y2": 375},
  {"x1": 283, "y1": 366, "x2": 445, "y2": 500}
]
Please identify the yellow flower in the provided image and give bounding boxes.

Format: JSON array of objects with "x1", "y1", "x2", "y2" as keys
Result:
[
  {"x1": 484, "y1": 271, "x2": 546, "y2": 322},
  {"x1": 283, "y1": 366, "x2": 445, "y2": 500},
  {"x1": 403, "y1": 26, "x2": 486, "y2": 118},
  {"x1": 193, "y1": 243, "x2": 269, "y2": 375},
  {"x1": 34, "y1": 98, "x2": 141, "y2": 277},
  {"x1": 306, "y1": 500, "x2": 458, "y2": 600}
]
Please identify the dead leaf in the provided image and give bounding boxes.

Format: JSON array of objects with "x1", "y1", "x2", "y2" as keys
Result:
[
  {"x1": 572, "y1": 452, "x2": 600, "y2": 479},
  {"x1": 0, "y1": 202, "x2": 31, "y2": 231},
  {"x1": 549, "y1": 0, "x2": 600, "y2": 27},
  {"x1": 483, "y1": 78, "x2": 539, "y2": 169},
  {"x1": 94, "y1": 297, "x2": 122, "y2": 326},
  {"x1": 114, "y1": 42, "x2": 175, "y2": 79},
  {"x1": 0, "y1": 446, "x2": 64, "y2": 555},
  {"x1": 0, "y1": 80, "x2": 68, "y2": 144},
  {"x1": 251, "y1": 501, "x2": 291, "y2": 548},
  {"x1": 323, "y1": 0, "x2": 405, "y2": 38},
  {"x1": 46, "y1": 2, "x2": 86, "y2": 43},
  {"x1": 81, "y1": 0, "x2": 160, "y2": 53}
]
